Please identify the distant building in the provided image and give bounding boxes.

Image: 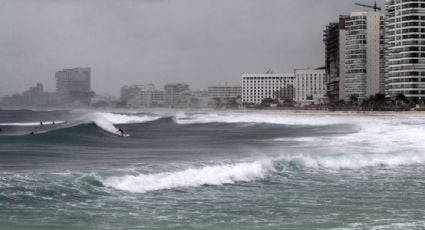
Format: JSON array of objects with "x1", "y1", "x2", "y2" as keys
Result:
[
  {"x1": 55, "y1": 68, "x2": 93, "y2": 104},
  {"x1": 0, "y1": 83, "x2": 60, "y2": 107},
  {"x1": 192, "y1": 90, "x2": 209, "y2": 108},
  {"x1": 344, "y1": 12, "x2": 385, "y2": 102},
  {"x1": 91, "y1": 94, "x2": 117, "y2": 108},
  {"x1": 208, "y1": 86, "x2": 241, "y2": 108},
  {"x1": 241, "y1": 73, "x2": 295, "y2": 104},
  {"x1": 139, "y1": 84, "x2": 156, "y2": 106},
  {"x1": 120, "y1": 84, "x2": 160, "y2": 107},
  {"x1": 164, "y1": 83, "x2": 191, "y2": 108},
  {"x1": 294, "y1": 68, "x2": 327, "y2": 105},
  {"x1": 151, "y1": 90, "x2": 166, "y2": 107},
  {"x1": 385, "y1": 1, "x2": 425, "y2": 100},
  {"x1": 120, "y1": 85, "x2": 141, "y2": 107},
  {"x1": 208, "y1": 86, "x2": 241, "y2": 99},
  {"x1": 323, "y1": 15, "x2": 349, "y2": 104}
]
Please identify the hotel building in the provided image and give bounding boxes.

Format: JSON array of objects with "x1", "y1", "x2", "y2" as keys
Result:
[{"x1": 241, "y1": 73, "x2": 295, "y2": 104}]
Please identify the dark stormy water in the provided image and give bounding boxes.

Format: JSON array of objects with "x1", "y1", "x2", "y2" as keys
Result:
[{"x1": 1, "y1": 109, "x2": 425, "y2": 229}]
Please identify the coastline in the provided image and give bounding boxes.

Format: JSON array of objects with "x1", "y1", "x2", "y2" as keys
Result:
[{"x1": 233, "y1": 108, "x2": 425, "y2": 118}]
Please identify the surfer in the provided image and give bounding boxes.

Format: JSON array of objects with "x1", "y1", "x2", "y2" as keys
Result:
[
  {"x1": 29, "y1": 131, "x2": 34, "y2": 135},
  {"x1": 0, "y1": 128, "x2": 2, "y2": 132},
  {"x1": 118, "y1": 128, "x2": 125, "y2": 136},
  {"x1": 40, "y1": 121, "x2": 43, "y2": 126}
]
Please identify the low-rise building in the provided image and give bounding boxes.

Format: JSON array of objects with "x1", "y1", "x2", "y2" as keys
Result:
[
  {"x1": 208, "y1": 86, "x2": 241, "y2": 108},
  {"x1": 294, "y1": 68, "x2": 327, "y2": 106}
]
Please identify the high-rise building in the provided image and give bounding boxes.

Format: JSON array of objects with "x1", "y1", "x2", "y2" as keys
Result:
[
  {"x1": 385, "y1": 0, "x2": 425, "y2": 100},
  {"x1": 55, "y1": 68, "x2": 92, "y2": 103},
  {"x1": 344, "y1": 12, "x2": 385, "y2": 102},
  {"x1": 323, "y1": 15, "x2": 349, "y2": 103},
  {"x1": 241, "y1": 73, "x2": 295, "y2": 104},
  {"x1": 294, "y1": 68, "x2": 327, "y2": 105}
]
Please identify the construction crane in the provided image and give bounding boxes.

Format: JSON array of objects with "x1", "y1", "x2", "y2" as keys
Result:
[{"x1": 355, "y1": 1, "x2": 381, "y2": 11}]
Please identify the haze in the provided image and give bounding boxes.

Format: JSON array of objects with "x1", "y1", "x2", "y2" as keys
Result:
[{"x1": 0, "y1": 0, "x2": 385, "y2": 96}]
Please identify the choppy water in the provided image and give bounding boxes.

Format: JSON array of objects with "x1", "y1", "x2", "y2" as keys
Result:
[{"x1": 1, "y1": 109, "x2": 425, "y2": 229}]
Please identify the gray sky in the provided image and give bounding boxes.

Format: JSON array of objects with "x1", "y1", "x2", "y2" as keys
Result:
[{"x1": 0, "y1": 0, "x2": 385, "y2": 96}]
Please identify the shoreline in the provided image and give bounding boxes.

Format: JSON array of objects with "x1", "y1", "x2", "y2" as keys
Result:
[{"x1": 232, "y1": 108, "x2": 425, "y2": 117}]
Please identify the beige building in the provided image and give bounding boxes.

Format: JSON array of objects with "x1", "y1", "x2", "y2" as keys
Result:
[{"x1": 344, "y1": 12, "x2": 385, "y2": 101}]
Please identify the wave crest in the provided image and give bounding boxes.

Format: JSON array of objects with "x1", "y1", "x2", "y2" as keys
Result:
[
  {"x1": 103, "y1": 160, "x2": 272, "y2": 193},
  {"x1": 278, "y1": 152, "x2": 425, "y2": 170}
]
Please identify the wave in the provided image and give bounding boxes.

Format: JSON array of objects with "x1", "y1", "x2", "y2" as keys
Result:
[
  {"x1": 277, "y1": 152, "x2": 425, "y2": 170},
  {"x1": 103, "y1": 160, "x2": 272, "y2": 193},
  {"x1": 173, "y1": 112, "x2": 359, "y2": 125},
  {"x1": 0, "y1": 112, "x2": 162, "y2": 136},
  {"x1": 103, "y1": 147, "x2": 425, "y2": 194},
  {"x1": 92, "y1": 112, "x2": 161, "y2": 125},
  {"x1": 78, "y1": 112, "x2": 161, "y2": 135},
  {"x1": 0, "y1": 121, "x2": 65, "y2": 126}
]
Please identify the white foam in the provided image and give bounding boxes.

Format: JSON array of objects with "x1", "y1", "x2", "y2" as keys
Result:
[
  {"x1": 173, "y1": 112, "x2": 363, "y2": 126},
  {"x1": 279, "y1": 151, "x2": 425, "y2": 170},
  {"x1": 79, "y1": 112, "x2": 160, "y2": 135},
  {"x1": 0, "y1": 121, "x2": 65, "y2": 126},
  {"x1": 103, "y1": 160, "x2": 272, "y2": 193},
  {"x1": 97, "y1": 112, "x2": 160, "y2": 125}
]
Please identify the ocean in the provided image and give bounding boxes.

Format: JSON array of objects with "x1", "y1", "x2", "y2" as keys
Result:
[{"x1": 0, "y1": 109, "x2": 425, "y2": 229}]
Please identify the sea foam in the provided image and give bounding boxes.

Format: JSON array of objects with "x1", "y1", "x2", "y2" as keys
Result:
[{"x1": 172, "y1": 111, "x2": 384, "y2": 126}]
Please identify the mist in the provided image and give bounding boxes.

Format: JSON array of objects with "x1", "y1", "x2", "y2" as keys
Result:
[{"x1": 0, "y1": 0, "x2": 385, "y2": 96}]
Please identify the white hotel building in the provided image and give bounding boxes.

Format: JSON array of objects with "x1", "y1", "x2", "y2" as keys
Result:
[
  {"x1": 294, "y1": 68, "x2": 327, "y2": 105},
  {"x1": 241, "y1": 73, "x2": 295, "y2": 104}
]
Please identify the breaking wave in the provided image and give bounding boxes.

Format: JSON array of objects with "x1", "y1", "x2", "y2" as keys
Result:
[
  {"x1": 277, "y1": 152, "x2": 425, "y2": 170},
  {"x1": 103, "y1": 149, "x2": 425, "y2": 194},
  {"x1": 103, "y1": 160, "x2": 272, "y2": 193},
  {"x1": 0, "y1": 112, "x2": 161, "y2": 136}
]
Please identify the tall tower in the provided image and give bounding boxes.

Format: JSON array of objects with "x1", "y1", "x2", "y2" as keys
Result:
[
  {"x1": 323, "y1": 15, "x2": 349, "y2": 104},
  {"x1": 344, "y1": 12, "x2": 385, "y2": 101},
  {"x1": 55, "y1": 67, "x2": 91, "y2": 103},
  {"x1": 385, "y1": 0, "x2": 425, "y2": 100}
]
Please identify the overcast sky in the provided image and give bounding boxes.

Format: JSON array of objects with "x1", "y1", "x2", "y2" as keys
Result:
[{"x1": 0, "y1": 0, "x2": 385, "y2": 96}]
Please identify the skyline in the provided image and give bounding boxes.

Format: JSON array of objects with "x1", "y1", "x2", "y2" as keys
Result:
[{"x1": 0, "y1": 0, "x2": 385, "y2": 96}]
